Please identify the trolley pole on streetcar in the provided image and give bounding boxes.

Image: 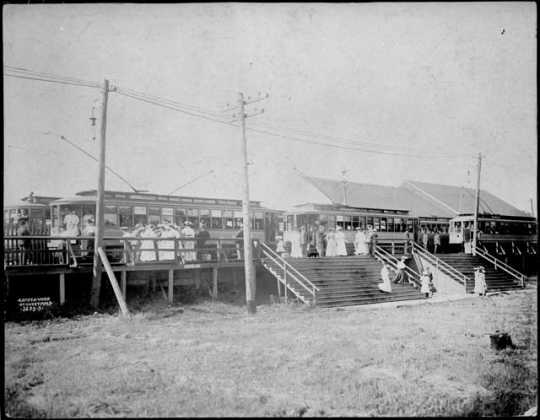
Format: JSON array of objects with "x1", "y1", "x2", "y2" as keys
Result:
[
  {"x1": 472, "y1": 152, "x2": 482, "y2": 255},
  {"x1": 238, "y1": 92, "x2": 257, "y2": 314},
  {"x1": 90, "y1": 79, "x2": 110, "y2": 308}
]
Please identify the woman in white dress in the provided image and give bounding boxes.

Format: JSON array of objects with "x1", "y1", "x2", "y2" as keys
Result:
[
  {"x1": 474, "y1": 266, "x2": 487, "y2": 296},
  {"x1": 139, "y1": 225, "x2": 158, "y2": 262},
  {"x1": 354, "y1": 227, "x2": 367, "y2": 255},
  {"x1": 325, "y1": 228, "x2": 338, "y2": 257},
  {"x1": 335, "y1": 226, "x2": 347, "y2": 256},
  {"x1": 420, "y1": 268, "x2": 433, "y2": 298},
  {"x1": 290, "y1": 229, "x2": 303, "y2": 258},
  {"x1": 378, "y1": 263, "x2": 392, "y2": 293}
]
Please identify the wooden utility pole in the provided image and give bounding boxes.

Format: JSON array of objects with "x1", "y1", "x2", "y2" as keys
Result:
[
  {"x1": 472, "y1": 152, "x2": 482, "y2": 254},
  {"x1": 90, "y1": 79, "x2": 110, "y2": 308},
  {"x1": 239, "y1": 92, "x2": 256, "y2": 314}
]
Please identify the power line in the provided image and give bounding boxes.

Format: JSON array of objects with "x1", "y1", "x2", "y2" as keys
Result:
[{"x1": 5, "y1": 64, "x2": 476, "y2": 160}]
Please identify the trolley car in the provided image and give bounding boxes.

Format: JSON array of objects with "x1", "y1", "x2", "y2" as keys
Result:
[{"x1": 48, "y1": 189, "x2": 282, "y2": 241}]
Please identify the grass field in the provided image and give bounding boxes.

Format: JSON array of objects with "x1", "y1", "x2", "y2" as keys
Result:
[{"x1": 4, "y1": 288, "x2": 537, "y2": 417}]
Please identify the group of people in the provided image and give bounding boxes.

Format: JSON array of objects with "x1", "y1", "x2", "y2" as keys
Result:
[
  {"x1": 379, "y1": 256, "x2": 436, "y2": 298},
  {"x1": 419, "y1": 228, "x2": 442, "y2": 253},
  {"x1": 121, "y1": 221, "x2": 209, "y2": 264},
  {"x1": 277, "y1": 224, "x2": 378, "y2": 258}
]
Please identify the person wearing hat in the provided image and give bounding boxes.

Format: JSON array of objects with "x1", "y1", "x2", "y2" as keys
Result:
[
  {"x1": 181, "y1": 220, "x2": 196, "y2": 262},
  {"x1": 335, "y1": 225, "x2": 347, "y2": 256},
  {"x1": 393, "y1": 255, "x2": 408, "y2": 284},
  {"x1": 378, "y1": 262, "x2": 393, "y2": 293},
  {"x1": 81, "y1": 218, "x2": 96, "y2": 257},
  {"x1": 474, "y1": 266, "x2": 487, "y2": 296},
  {"x1": 275, "y1": 235, "x2": 285, "y2": 256},
  {"x1": 420, "y1": 267, "x2": 433, "y2": 298}
]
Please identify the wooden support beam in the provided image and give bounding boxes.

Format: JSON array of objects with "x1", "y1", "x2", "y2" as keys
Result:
[
  {"x1": 59, "y1": 273, "x2": 65, "y2": 305},
  {"x1": 97, "y1": 247, "x2": 130, "y2": 317},
  {"x1": 212, "y1": 267, "x2": 218, "y2": 300},
  {"x1": 121, "y1": 271, "x2": 127, "y2": 300},
  {"x1": 168, "y1": 269, "x2": 174, "y2": 304},
  {"x1": 195, "y1": 270, "x2": 201, "y2": 289}
]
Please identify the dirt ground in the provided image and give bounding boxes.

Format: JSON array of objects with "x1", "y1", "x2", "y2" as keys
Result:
[{"x1": 4, "y1": 287, "x2": 537, "y2": 417}]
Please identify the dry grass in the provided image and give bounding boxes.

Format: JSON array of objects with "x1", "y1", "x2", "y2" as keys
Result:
[{"x1": 4, "y1": 288, "x2": 537, "y2": 417}]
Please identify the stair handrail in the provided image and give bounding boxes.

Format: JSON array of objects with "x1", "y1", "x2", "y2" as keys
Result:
[
  {"x1": 374, "y1": 245, "x2": 421, "y2": 287},
  {"x1": 411, "y1": 242, "x2": 469, "y2": 287},
  {"x1": 473, "y1": 246, "x2": 526, "y2": 288},
  {"x1": 260, "y1": 242, "x2": 319, "y2": 303}
]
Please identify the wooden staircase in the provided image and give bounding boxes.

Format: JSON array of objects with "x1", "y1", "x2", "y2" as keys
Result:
[
  {"x1": 285, "y1": 255, "x2": 423, "y2": 308},
  {"x1": 435, "y1": 253, "x2": 522, "y2": 293}
]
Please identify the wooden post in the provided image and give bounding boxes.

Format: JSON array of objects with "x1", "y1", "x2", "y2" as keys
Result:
[
  {"x1": 90, "y1": 79, "x2": 110, "y2": 308},
  {"x1": 276, "y1": 275, "x2": 281, "y2": 298},
  {"x1": 212, "y1": 267, "x2": 218, "y2": 300},
  {"x1": 97, "y1": 247, "x2": 129, "y2": 317},
  {"x1": 284, "y1": 262, "x2": 288, "y2": 303},
  {"x1": 239, "y1": 92, "x2": 256, "y2": 314},
  {"x1": 168, "y1": 269, "x2": 174, "y2": 304},
  {"x1": 195, "y1": 270, "x2": 201, "y2": 289},
  {"x1": 391, "y1": 242, "x2": 395, "y2": 255},
  {"x1": 472, "y1": 152, "x2": 482, "y2": 254},
  {"x1": 121, "y1": 270, "x2": 127, "y2": 300},
  {"x1": 59, "y1": 273, "x2": 65, "y2": 305}
]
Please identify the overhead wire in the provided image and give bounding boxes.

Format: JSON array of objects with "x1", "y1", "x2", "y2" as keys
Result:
[{"x1": 5, "y1": 64, "x2": 478, "y2": 160}]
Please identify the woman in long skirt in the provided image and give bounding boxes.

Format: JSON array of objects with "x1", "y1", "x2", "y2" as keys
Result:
[
  {"x1": 378, "y1": 263, "x2": 392, "y2": 293},
  {"x1": 290, "y1": 229, "x2": 303, "y2": 258},
  {"x1": 325, "y1": 228, "x2": 338, "y2": 257},
  {"x1": 474, "y1": 266, "x2": 487, "y2": 296},
  {"x1": 335, "y1": 226, "x2": 347, "y2": 256},
  {"x1": 420, "y1": 268, "x2": 433, "y2": 298}
]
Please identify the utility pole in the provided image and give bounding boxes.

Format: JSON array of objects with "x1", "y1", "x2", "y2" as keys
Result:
[
  {"x1": 90, "y1": 79, "x2": 110, "y2": 308},
  {"x1": 530, "y1": 198, "x2": 535, "y2": 216},
  {"x1": 238, "y1": 92, "x2": 256, "y2": 314},
  {"x1": 472, "y1": 152, "x2": 482, "y2": 254},
  {"x1": 226, "y1": 92, "x2": 267, "y2": 315}
]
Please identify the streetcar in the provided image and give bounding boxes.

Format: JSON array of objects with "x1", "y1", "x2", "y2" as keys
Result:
[
  {"x1": 48, "y1": 189, "x2": 282, "y2": 241},
  {"x1": 3, "y1": 193, "x2": 60, "y2": 235}
]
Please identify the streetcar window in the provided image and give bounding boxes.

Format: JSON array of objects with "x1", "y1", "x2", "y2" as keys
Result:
[
  {"x1": 175, "y1": 208, "x2": 185, "y2": 226},
  {"x1": 387, "y1": 217, "x2": 395, "y2": 232},
  {"x1": 199, "y1": 209, "x2": 210, "y2": 229},
  {"x1": 118, "y1": 206, "x2": 132, "y2": 227},
  {"x1": 148, "y1": 207, "x2": 161, "y2": 225},
  {"x1": 161, "y1": 207, "x2": 174, "y2": 224},
  {"x1": 4, "y1": 210, "x2": 9, "y2": 223},
  {"x1": 286, "y1": 215, "x2": 294, "y2": 230},
  {"x1": 406, "y1": 219, "x2": 414, "y2": 232},
  {"x1": 186, "y1": 208, "x2": 198, "y2": 226},
  {"x1": 366, "y1": 216, "x2": 374, "y2": 229},
  {"x1": 133, "y1": 206, "x2": 147, "y2": 225},
  {"x1": 327, "y1": 214, "x2": 336, "y2": 229},
  {"x1": 104, "y1": 206, "x2": 118, "y2": 226},
  {"x1": 337, "y1": 215, "x2": 352, "y2": 230},
  {"x1": 211, "y1": 209, "x2": 222, "y2": 229},
  {"x1": 253, "y1": 211, "x2": 264, "y2": 231},
  {"x1": 233, "y1": 210, "x2": 243, "y2": 229},
  {"x1": 373, "y1": 217, "x2": 380, "y2": 231},
  {"x1": 394, "y1": 218, "x2": 402, "y2": 232},
  {"x1": 223, "y1": 210, "x2": 234, "y2": 229}
]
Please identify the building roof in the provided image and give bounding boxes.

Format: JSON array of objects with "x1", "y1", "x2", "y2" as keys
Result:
[
  {"x1": 302, "y1": 176, "x2": 455, "y2": 218},
  {"x1": 302, "y1": 175, "x2": 530, "y2": 219},
  {"x1": 402, "y1": 180, "x2": 530, "y2": 218}
]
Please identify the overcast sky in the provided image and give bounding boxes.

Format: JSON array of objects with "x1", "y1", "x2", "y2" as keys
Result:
[{"x1": 3, "y1": 3, "x2": 537, "y2": 214}]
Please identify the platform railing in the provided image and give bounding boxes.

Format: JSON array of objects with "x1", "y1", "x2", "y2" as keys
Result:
[
  {"x1": 374, "y1": 245, "x2": 421, "y2": 287},
  {"x1": 411, "y1": 242, "x2": 469, "y2": 292},
  {"x1": 260, "y1": 242, "x2": 319, "y2": 305},
  {"x1": 3, "y1": 235, "x2": 261, "y2": 268},
  {"x1": 473, "y1": 246, "x2": 526, "y2": 288}
]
